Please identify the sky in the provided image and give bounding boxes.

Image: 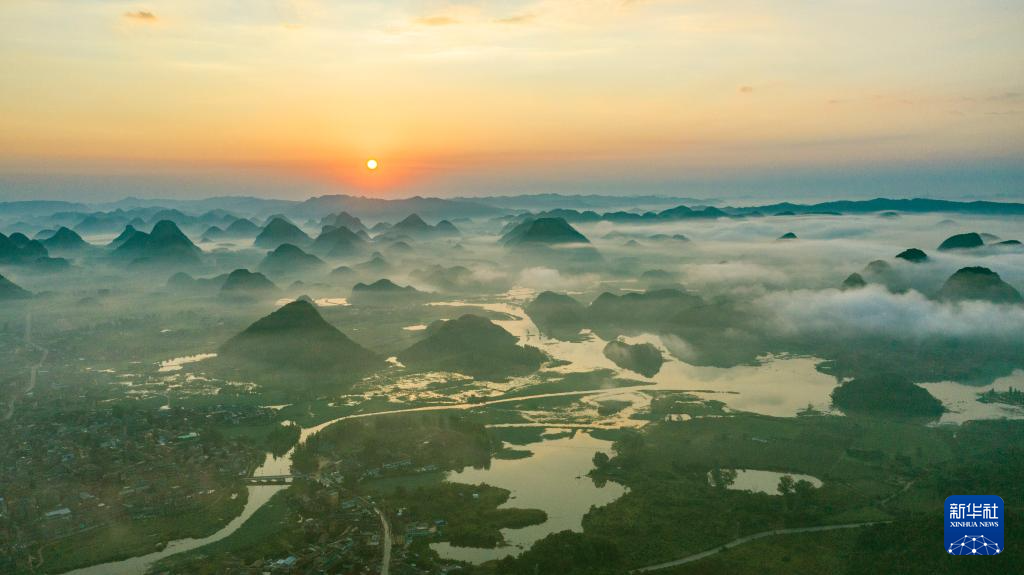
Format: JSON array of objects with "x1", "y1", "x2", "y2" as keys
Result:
[{"x1": 1, "y1": 0, "x2": 1022, "y2": 202}]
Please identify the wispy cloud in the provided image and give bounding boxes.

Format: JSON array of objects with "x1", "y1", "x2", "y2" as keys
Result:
[
  {"x1": 415, "y1": 16, "x2": 460, "y2": 27},
  {"x1": 986, "y1": 91, "x2": 1022, "y2": 104},
  {"x1": 124, "y1": 10, "x2": 157, "y2": 22},
  {"x1": 495, "y1": 14, "x2": 535, "y2": 25},
  {"x1": 738, "y1": 85, "x2": 754, "y2": 94}
]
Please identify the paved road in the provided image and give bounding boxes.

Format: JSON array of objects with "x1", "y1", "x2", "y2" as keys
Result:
[
  {"x1": 633, "y1": 521, "x2": 891, "y2": 573},
  {"x1": 299, "y1": 385, "x2": 716, "y2": 443},
  {"x1": 3, "y1": 311, "x2": 47, "y2": 422},
  {"x1": 371, "y1": 501, "x2": 392, "y2": 575}
]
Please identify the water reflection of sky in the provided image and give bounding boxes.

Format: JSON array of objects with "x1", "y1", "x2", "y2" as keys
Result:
[
  {"x1": 274, "y1": 296, "x2": 349, "y2": 307},
  {"x1": 438, "y1": 291, "x2": 841, "y2": 418},
  {"x1": 64, "y1": 485, "x2": 284, "y2": 575},
  {"x1": 922, "y1": 369, "x2": 1024, "y2": 425},
  {"x1": 157, "y1": 353, "x2": 216, "y2": 372},
  {"x1": 82, "y1": 286, "x2": 1020, "y2": 572},
  {"x1": 709, "y1": 469, "x2": 823, "y2": 495},
  {"x1": 431, "y1": 429, "x2": 626, "y2": 564}
]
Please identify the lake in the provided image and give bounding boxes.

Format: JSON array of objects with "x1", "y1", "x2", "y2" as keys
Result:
[{"x1": 431, "y1": 429, "x2": 627, "y2": 563}]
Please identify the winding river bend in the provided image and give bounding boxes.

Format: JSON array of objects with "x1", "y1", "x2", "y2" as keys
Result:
[
  {"x1": 61, "y1": 389, "x2": 636, "y2": 574},
  {"x1": 62, "y1": 484, "x2": 284, "y2": 575}
]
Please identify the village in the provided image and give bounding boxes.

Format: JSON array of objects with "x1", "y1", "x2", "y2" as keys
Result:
[{"x1": 0, "y1": 401, "x2": 271, "y2": 572}]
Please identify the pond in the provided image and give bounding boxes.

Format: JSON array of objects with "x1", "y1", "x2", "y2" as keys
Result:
[
  {"x1": 430, "y1": 429, "x2": 626, "y2": 563},
  {"x1": 707, "y1": 469, "x2": 823, "y2": 495},
  {"x1": 156, "y1": 353, "x2": 217, "y2": 373},
  {"x1": 921, "y1": 369, "x2": 1024, "y2": 425}
]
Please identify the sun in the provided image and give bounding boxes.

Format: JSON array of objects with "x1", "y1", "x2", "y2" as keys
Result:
[{"x1": 366, "y1": 158, "x2": 378, "y2": 170}]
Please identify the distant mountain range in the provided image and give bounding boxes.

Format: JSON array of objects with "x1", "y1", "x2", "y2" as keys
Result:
[
  {"x1": 87, "y1": 194, "x2": 502, "y2": 220},
  {"x1": 457, "y1": 193, "x2": 710, "y2": 211},
  {"x1": 725, "y1": 198, "x2": 1024, "y2": 216},
  {"x1": 520, "y1": 198, "x2": 1024, "y2": 223},
  {"x1": 2, "y1": 196, "x2": 1023, "y2": 238}
]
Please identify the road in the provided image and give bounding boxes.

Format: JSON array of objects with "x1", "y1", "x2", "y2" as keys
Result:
[
  {"x1": 298, "y1": 385, "x2": 716, "y2": 443},
  {"x1": 632, "y1": 521, "x2": 892, "y2": 573},
  {"x1": 3, "y1": 311, "x2": 47, "y2": 421},
  {"x1": 370, "y1": 501, "x2": 392, "y2": 575}
]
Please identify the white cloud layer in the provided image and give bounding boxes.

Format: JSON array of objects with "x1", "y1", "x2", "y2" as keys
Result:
[{"x1": 757, "y1": 285, "x2": 1024, "y2": 339}]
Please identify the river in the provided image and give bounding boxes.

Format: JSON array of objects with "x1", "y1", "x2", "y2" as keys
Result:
[
  {"x1": 59, "y1": 289, "x2": 847, "y2": 573},
  {"x1": 62, "y1": 483, "x2": 284, "y2": 575}
]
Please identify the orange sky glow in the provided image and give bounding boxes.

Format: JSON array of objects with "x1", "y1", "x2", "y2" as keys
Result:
[{"x1": 1, "y1": 1, "x2": 1022, "y2": 200}]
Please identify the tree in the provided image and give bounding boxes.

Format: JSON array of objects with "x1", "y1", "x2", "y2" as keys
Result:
[
  {"x1": 777, "y1": 475, "x2": 795, "y2": 496},
  {"x1": 792, "y1": 479, "x2": 816, "y2": 510},
  {"x1": 710, "y1": 467, "x2": 737, "y2": 490},
  {"x1": 495, "y1": 531, "x2": 622, "y2": 575},
  {"x1": 613, "y1": 430, "x2": 645, "y2": 465},
  {"x1": 592, "y1": 451, "x2": 610, "y2": 469}
]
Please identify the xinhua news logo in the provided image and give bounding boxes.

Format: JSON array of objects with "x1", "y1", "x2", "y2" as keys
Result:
[{"x1": 945, "y1": 495, "x2": 1004, "y2": 556}]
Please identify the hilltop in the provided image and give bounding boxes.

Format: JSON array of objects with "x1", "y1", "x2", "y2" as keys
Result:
[
  {"x1": 937, "y1": 267, "x2": 1023, "y2": 304},
  {"x1": 254, "y1": 217, "x2": 311, "y2": 249},
  {"x1": 350, "y1": 279, "x2": 424, "y2": 304},
  {"x1": 603, "y1": 340, "x2": 664, "y2": 377},
  {"x1": 0, "y1": 273, "x2": 31, "y2": 300},
  {"x1": 41, "y1": 227, "x2": 89, "y2": 252},
  {"x1": 258, "y1": 244, "x2": 326, "y2": 276},
  {"x1": 831, "y1": 375, "x2": 944, "y2": 418},
  {"x1": 589, "y1": 288, "x2": 702, "y2": 329},
  {"x1": 223, "y1": 218, "x2": 261, "y2": 238},
  {"x1": 391, "y1": 214, "x2": 432, "y2": 236},
  {"x1": 524, "y1": 288, "x2": 703, "y2": 340},
  {"x1": 376, "y1": 214, "x2": 461, "y2": 239},
  {"x1": 108, "y1": 225, "x2": 140, "y2": 248},
  {"x1": 501, "y1": 217, "x2": 589, "y2": 245},
  {"x1": 842, "y1": 273, "x2": 867, "y2": 290},
  {"x1": 218, "y1": 299, "x2": 381, "y2": 381},
  {"x1": 113, "y1": 220, "x2": 201, "y2": 265},
  {"x1": 895, "y1": 248, "x2": 928, "y2": 263},
  {"x1": 320, "y1": 211, "x2": 367, "y2": 233},
  {"x1": 408, "y1": 265, "x2": 484, "y2": 293},
  {"x1": 398, "y1": 314, "x2": 546, "y2": 380},
  {"x1": 220, "y1": 269, "x2": 278, "y2": 299},
  {"x1": 524, "y1": 291, "x2": 587, "y2": 338},
  {"x1": 0, "y1": 233, "x2": 50, "y2": 265},
  {"x1": 937, "y1": 232, "x2": 984, "y2": 251},
  {"x1": 310, "y1": 225, "x2": 367, "y2": 257}
]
